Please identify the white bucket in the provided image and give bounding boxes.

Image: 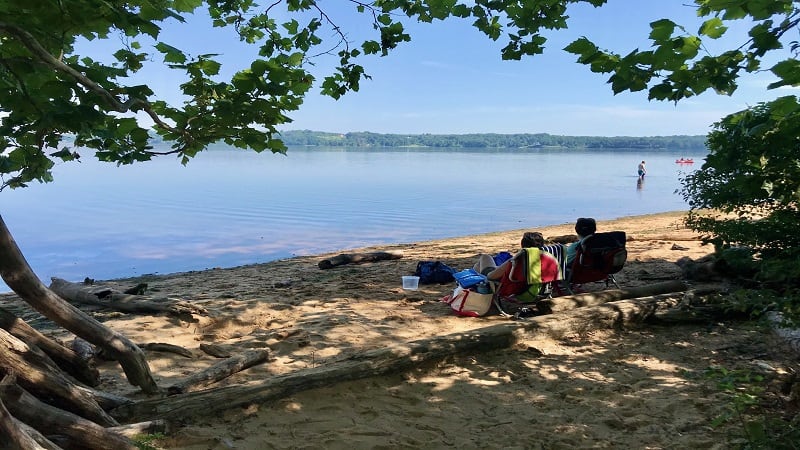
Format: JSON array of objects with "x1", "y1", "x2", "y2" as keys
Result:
[{"x1": 401, "y1": 276, "x2": 420, "y2": 290}]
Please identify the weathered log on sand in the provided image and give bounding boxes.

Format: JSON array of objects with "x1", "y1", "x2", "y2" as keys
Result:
[
  {"x1": 111, "y1": 326, "x2": 513, "y2": 421},
  {"x1": 49, "y1": 278, "x2": 207, "y2": 318},
  {"x1": 1, "y1": 381, "x2": 136, "y2": 450},
  {"x1": 108, "y1": 419, "x2": 170, "y2": 438},
  {"x1": 318, "y1": 250, "x2": 403, "y2": 269},
  {"x1": 517, "y1": 295, "x2": 685, "y2": 341},
  {"x1": 0, "y1": 307, "x2": 99, "y2": 387},
  {"x1": 628, "y1": 234, "x2": 702, "y2": 242},
  {"x1": 538, "y1": 280, "x2": 688, "y2": 313},
  {"x1": 199, "y1": 343, "x2": 231, "y2": 358},
  {"x1": 139, "y1": 342, "x2": 194, "y2": 358},
  {"x1": 167, "y1": 349, "x2": 271, "y2": 395},
  {"x1": 0, "y1": 375, "x2": 62, "y2": 450},
  {"x1": 0, "y1": 329, "x2": 118, "y2": 427}
]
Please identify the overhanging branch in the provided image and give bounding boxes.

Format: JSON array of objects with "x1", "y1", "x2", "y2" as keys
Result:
[{"x1": 0, "y1": 22, "x2": 187, "y2": 143}]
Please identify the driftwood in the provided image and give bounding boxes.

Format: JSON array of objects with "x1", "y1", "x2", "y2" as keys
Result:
[
  {"x1": 167, "y1": 349, "x2": 271, "y2": 395},
  {"x1": 139, "y1": 342, "x2": 194, "y2": 358},
  {"x1": 318, "y1": 250, "x2": 403, "y2": 269},
  {"x1": 107, "y1": 420, "x2": 169, "y2": 438},
  {"x1": 111, "y1": 326, "x2": 514, "y2": 421},
  {"x1": 199, "y1": 343, "x2": 232, "y2": 358},
  {"x1": 0, "y1": 307, "x2": 99, "y2": 387},
  {"x1": 0, "y1": 373, "x2": 62, "y2": 450},
  {"x1": 49, "y1": 277, "x2": 208, "y2": 318},
  {"x1": 0, "y1": 381, "x2": 136, "y2": 450},
  {"x1": 1, "y1": 400, "x2": 61, "y2": 450},
  {"x1": 628, "y1": 234, "x2": 702, "y2": 242},
  {"x1": 518, "y1": 295, "x2": 685, "y2": 340},
  {"x1": 537, "y1": 280, "x2": 688, "y2": 314},
  {"x1": 0, "y1": 329, "x2": 117, "y2": 427}
]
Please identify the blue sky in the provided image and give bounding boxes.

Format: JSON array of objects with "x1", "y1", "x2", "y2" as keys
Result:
[{"x1": 78, "y1": 0, "x2": 797, "y2": 137}]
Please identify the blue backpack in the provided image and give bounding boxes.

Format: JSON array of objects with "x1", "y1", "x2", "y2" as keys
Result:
[{"x1": 415, "y1": 261, "x2": 456, "y2": 284}]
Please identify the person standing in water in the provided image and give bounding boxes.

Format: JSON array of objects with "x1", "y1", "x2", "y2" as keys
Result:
[{"x1": 637, "y1": 160, "x2": 647, "y2": 180}]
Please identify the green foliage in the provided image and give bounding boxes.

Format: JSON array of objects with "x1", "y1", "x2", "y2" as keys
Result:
[
  {"x1": 132, "y1": 433, "x2": 166, "y2": 450},
  {"x1": 1, "y1": 0, "x2": 797, "y2": 192},
  {"x1": 565, "y1": 0, "x2": 799, "y2": 102},
  {"x1": 278, "y1": 130, "x2": 708, "y2": 149},
  {"x1": 679, "y1": 95, "x2": 800, "y2": 287},
  {"x1": 703, "y1": 366, "x2": 800, "y2": 449}
]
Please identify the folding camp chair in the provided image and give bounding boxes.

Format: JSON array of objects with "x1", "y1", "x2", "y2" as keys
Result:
[
  {"x1": 566, "y1": 231, "x2": 627, "y2": 293},
  {"x1": 492, "y1": 246, "x2": 567, "y2": 317}
]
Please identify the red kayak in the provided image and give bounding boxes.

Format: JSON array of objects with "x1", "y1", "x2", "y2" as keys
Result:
[{"x1": 676, "y1": 158, "x2": 694, "y2": 164}]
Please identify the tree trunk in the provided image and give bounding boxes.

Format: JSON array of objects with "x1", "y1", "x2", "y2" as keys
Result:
[
  {"x1": 0, "y1": 329, "x2": 117, "y2": 426},
  {"x1": 0, "y1": 214, "x2": 159, "y2": 394},
  {"x1": 1, "y1": 388, "x2": 61, "y2": 450},
  {"x1": 0, "y1": 381, "x2": 137, "y2": 450},
  {"x1": 0, "y1": 307, "x2": 99, "y2": 386},
  {"x1": 537, "y1": 280, "x2": 687, "y2": 313}
]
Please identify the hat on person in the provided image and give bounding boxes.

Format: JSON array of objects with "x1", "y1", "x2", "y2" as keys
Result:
[{"x1": 575, "y1": 218, "x2": 597, "y2": 237}]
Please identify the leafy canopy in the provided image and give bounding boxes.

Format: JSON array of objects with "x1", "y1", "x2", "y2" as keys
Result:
[
  {"x1": 680, "y1": 95, "x2": 800, "y2": 285},
  {"x1": 1, "y1": 0, "x2": 798, "y2": 191}
]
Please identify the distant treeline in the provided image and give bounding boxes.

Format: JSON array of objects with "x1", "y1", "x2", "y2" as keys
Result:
[{"x1": 278, "y1": 130, "x2": 707, "y2": 150}]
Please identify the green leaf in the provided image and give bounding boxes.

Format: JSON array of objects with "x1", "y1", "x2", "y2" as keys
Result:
[
  {"x1": 564, "y1": 37, "x2": 598, "y2": 58},
  {"x1": 649, "y1": 19, "x2": 675, "y2": 42},
  {"x1": 155, "y1": 42, "x2": 187, "y2": 64},
  {"x1": 698, "y1": 18, "x2": 727, "y2": 39},
  {"x1": 173, "y1": 0, "x2": 202, "y2": 13},
  {"x1": 768, "y1": 60, "x2": 800, "y2": 89}
]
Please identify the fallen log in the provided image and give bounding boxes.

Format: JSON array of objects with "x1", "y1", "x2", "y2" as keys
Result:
[
  {"x1": 1, "y1": 401, "x2": 61, "y2": 450},
  {"x1": 108, "y1": 420, "x2": 170, "y2": 439},
  {"x1": 111, "y1": 326, "x2": 514, "y2": 422},
  {"x1": 0, "y1": 307, "x2": 99, "y2": 387},
  {"x1": 628, "y1": 234, "x2": 702, "y2": 242},
  {"x1": 0, "y1": 329, "x2": 117, "y2": 427},
  {"x1": 318, "y1": 251, "x2": 403, "y2": 269},
  {"x1": 167, "y1": 349, "x2": 271, "y2": 395},
  {"x1": 199, "y1": 343, "x2": 232, "y2": 358},
  {"x1": 139, "y1": 342, "x2": 194, "y2": 358},
  {"x1": 516, "y1": 295, "x2": 686, "y2": 341},
  {"x1": 1, "y1": 381, "x2": 136, "y2": 450},
  {"x1": 537, "y1": 280, "x2": 688, "y2": 313},
  {"x1": 49, "y1": 278, "x2": 208, "y2": 318},
  {"x1": 0, "y1": 374, "x2": 62, "y2": 450}
]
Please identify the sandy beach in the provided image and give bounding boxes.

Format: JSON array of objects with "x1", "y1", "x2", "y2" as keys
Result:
[{"x1": 3, "y1": 211, "x2": 798, "y2": 449}]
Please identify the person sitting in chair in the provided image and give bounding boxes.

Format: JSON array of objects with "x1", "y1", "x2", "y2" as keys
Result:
[
  {"x1": 566, "y1": 217, "x2": 597, "y2": 267},
  {"x1": 472, "y1": 231, "x2": 544, "y2": 280}
]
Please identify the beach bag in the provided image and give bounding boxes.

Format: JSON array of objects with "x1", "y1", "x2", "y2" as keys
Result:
[
  {"x1": 415, "y1": 261, "x2": 456, "y2": 284},
  {"x1": 452, "y1": 268, "x2": 487, "y2": 288},
  {"x1": 493, "y1": 251, "x2": 513, "y2": 266},
  {"x1": 442, "y1": 285, "x2": 494, "y2": 317}
]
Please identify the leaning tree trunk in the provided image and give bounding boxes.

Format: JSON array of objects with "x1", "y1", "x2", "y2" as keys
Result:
[{"x1": 0, "y1": 214, "x2": 158, "y2": 394}]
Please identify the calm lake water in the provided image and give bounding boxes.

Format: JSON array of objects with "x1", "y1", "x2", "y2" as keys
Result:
[{"x1": 1, "y1": 145, "x2": 707, "y2": 292}]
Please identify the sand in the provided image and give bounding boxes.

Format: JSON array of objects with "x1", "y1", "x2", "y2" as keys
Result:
[{"x1": 3, "y1": 211, "x2": 798, "y2": 449}]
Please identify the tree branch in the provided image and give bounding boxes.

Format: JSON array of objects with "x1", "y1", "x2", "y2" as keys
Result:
[{"x1": 0, "y1": 21, "x2": 189, "y2": 145}]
